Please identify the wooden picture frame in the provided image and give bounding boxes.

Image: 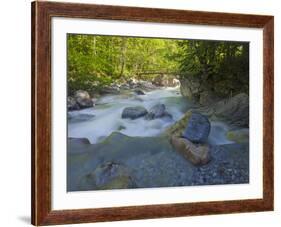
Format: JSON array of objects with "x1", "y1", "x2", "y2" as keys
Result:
[{"x1": 31, "y1": 1, "x2": 274, "y2": 226}]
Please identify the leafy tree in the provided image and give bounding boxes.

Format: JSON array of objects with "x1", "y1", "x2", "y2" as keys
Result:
[
  {"x1": 178, "y1": 40, "x2": 249, "y2": 97},
  {"x1": 67, "y1": 34, "x2": 249, "y2": 99}
]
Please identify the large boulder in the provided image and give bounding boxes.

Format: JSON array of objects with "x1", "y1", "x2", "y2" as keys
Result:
[
  {"x1": 74, "y1": 90, "x2": 94, "y2": 108},
  {"x1": 121, "y1": 106, "x2": 148, "y2": 119},
  {"x1": 179, "y1": 77, "x2": 202, "y2": 102},
  {"x1": 80, "y1": 162, "x2": 136, "y2": 190},
  {"x1": 213, "y1": 93, "x2": 249, "y2": 127},
  {"x1": 191, "y1": 93, "x2": 249, "y2": 128},
  {"x1": 180, "y1": 77, "x2": 219, "y2": 105},
  {"x1": 74, "y1": 90, "x2": 90, "y2": 99},
  {"x1": 165, "y1": 110, "x2": 193, "y2": 137},
  {"x1": 165, "y1": 111, "x2": 210, "y2": 143},
  {"x1": 145, "y1": 104, "x2": 171, "y2": 120},
  {"x1": 171, "y1": 136, "x2": 211, "y2": 165},
  {"x1": 182, "y1": 112, "x2": 210, "y2": 143}
]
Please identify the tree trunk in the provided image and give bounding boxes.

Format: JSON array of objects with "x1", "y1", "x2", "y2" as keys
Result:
[{"x1": 119, "y1": 38, "x2": 127, "y2": 78}]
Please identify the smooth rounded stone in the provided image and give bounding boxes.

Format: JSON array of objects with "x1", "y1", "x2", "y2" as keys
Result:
[
  {"x1": 67, "y1": 96, "x2": 80, "y2": 111},
  {"x1": 171, "y1": 136, "x2": 211, "y2": 165},
  {"x1": 121, "y1": 106, "x2": 148, "y2": 119},
  {"x1": 74, "y1": 90, "x2": 91, "y2": 99},
  {"x1": 145, "y1": 104, "x2": 166, "y2": 120},
  {"x1": 79, "y1": 162, "x2": 135, "y2": 190},
  {"x1": 226, "y1": 128, "x2": 249, "y2": 143},
  {"x1": 74, "y1": 90, "x2": 94, "y2": 108},
  {"x1": 134, "y1": 89, "x2": 145, "y2": 95},
  {"x1": 182, "y1": 112, "x2": 210, "y2": 143}
]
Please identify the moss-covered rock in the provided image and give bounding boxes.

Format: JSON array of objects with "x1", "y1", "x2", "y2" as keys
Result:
[
  {"x1": 165, "y1": 110, "x2": 192, "y2": 137},
  {"x1": 68, "y1": 133, "x2": 249, "y2": 191},
  {"x1": 226, "y1": 129, "x2": 249, "y2": 143},
  {"x1": 97, "y1": 176, "x2": 135, "y2": 190},
  {"x1": 79, "y1": 162, "x2": 136, "y2": 190}
]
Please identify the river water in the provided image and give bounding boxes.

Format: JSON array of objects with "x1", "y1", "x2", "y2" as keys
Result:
[{"x1": 68, "y1": 87, "x2": 233, "y2": 145}]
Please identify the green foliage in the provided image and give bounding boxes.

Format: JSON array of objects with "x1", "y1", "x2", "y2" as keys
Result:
[
  {"x1": 178, "y1": 40, "x2": 249, "y2": 97},
  {"x1": 67, "y1": 34, "x2": 181, "y2": 94},
  {"x1": 67, "y1": 34, "x2": 249, "y2": 98}
]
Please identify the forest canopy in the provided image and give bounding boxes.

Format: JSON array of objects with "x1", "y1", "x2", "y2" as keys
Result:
[{"x1": 67, "y1": 34, "x2": 249, "y2": 98}]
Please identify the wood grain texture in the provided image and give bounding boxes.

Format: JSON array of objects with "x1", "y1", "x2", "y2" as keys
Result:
[
  {"x1": 262, "y1": 17, "x2": 274, "y2": 210},
  {"x1": 31, "y1": 1, "x2": 274, "y2": 226}
]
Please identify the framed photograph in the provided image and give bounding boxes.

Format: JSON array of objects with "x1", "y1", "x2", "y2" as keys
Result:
[{"x1": 31, "y1": 1, "x2": 274, "y2": 226}]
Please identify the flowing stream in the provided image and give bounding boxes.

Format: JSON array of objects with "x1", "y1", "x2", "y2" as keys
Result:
[{"x1": 68, "y1": 87, "x2": 233, "y2": 145}]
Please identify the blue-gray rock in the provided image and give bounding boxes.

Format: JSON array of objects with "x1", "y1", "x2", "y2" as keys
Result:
[
  {"x1": 145, "y1": 104, "x2": 166, "y2": 120},
  {"x1": 121, "y1": 106, "x2": 148, "y2": 119},
  {"x1": 182, "y1": 113, "x2": 210, "y2": 143}
]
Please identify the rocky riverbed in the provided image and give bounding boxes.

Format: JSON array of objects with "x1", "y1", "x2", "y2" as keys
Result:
[
  {"x1": 67, "y1": 84, "x2": 249, "y2": 191},
  {"x1": 68, "y1": 132, "x2": 249, "y2": 191}
]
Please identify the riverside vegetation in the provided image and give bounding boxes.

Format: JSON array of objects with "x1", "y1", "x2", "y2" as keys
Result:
[{"x1": 67, "y1": 34, "x2": 249, "y2": 191}]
